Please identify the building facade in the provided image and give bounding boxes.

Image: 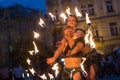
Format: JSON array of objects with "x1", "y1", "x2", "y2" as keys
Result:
[
  {"x1": 47, "y1": 0, "x2": 120, "y2": 54},
  {"x1": 0, "y1": 4, "x2": 53, "y2": 67}
]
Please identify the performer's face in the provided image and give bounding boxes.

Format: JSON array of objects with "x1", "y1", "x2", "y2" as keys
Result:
[
  {"x1": 67, "y1": 17, "x2": 77, "y2": 27},
  {"x1": 64, "y1": 28, "x2": 74, "y2": 39}
]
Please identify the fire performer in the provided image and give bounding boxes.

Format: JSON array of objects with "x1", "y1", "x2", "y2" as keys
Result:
[{"x1": 47, "y1": 15, "x2": 87, "y2": 80}]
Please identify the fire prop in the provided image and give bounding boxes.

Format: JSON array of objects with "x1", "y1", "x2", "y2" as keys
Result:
[{"x1": 27, "y1": 20, "x2": 60, "y2": 79}]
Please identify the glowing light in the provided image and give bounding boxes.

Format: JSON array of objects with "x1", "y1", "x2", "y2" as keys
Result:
[
  {"x1": 48, "y1": 73, "x2": 54, "y2": 80},
  {"x1": 85, "y1": 13, "x2": 91, "y2": 24},
  {"x1": 39, "y1": 18, "x2": 45, "y2": 28},
  {"x1": 66, "y1": 7, "x2": 72, "y2": 16},
  {"x1": 85, "y1": 29, "x2": 96, "y2": 48},
  {"x1": 28, "y1": 50, "x2": 34, "y2": 55},
  {"x1": 74, "y1": 7, "x2": 82, "y2": 18},
  {"x1": 29, "y1": 68, "x2": 36, "y2": 75},
  {"x1": 60, "y1": 13, "x2": 67, "y2": 22},
  {"x1": 33, "y1": 31, "x2": 39, "y2": 39},
  {"x1": 33, "y1": 41, "x2": 39, "y2": 54},
  {"x1": 52, "y1": 63, "x2": 59, "y2": 77},
  {"x1": 49, "y1": 12, "x2": 56, "y2": 21},
  {"x1": 27, "y1": 58, "x2": 31, "y2": 65},
  {"x1": 39, "y1": 74, "x2": 47, "y2": 80}
]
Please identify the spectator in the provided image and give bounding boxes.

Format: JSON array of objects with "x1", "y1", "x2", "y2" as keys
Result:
[{"x1": 12, "y1": 64, "x2": 23, "y2": 80}]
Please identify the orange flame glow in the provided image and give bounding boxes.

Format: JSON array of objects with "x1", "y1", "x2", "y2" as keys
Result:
[
  {"x1": 52, "y1": 63, "x2": 59, "y2": 77},
  {"x1": 85, "y1": 13, "x2": 91, "y2": 24},
  {"x1": 28, "y1": 50, "x2": 34, "y2": 55},
  {"x1": 49, "y1": 12, "x2": 56, "y2": 21},
  {"x1": 60, "y1": 13, "x2": 67, "y2": 22},
  {"x1": 48, "y1": 73, "x2": 54, "y2": 80},
  {"x1": 66, "y1": 7, "x2": 72, "y2": 16},
  {"x1": 39, "y1": 74, "x2": 47, "y2": 80},
  {"x1": 74, "y1": 7, "x2": 82, "y2": 18},
  {"x1": 33, "y1": 31, "x2": 39, "y2": 39},
  {"x1": 39, "y1": 18, "x2": 45, "y2": 28},
  {"x1": 29, "y1": 68, "x2": 36, "y2": 75},
  {"x1": 85, "y1": 29, "x2": 96, "y2": 48},
  {"x1": 33, "y1": 41, "x2": 39, "y2": 54},
  {"x1": 27, "y1": 58, "x2": 31, "y2": 65}
]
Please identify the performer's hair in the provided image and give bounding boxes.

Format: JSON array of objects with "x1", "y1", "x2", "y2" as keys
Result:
[{"x1": 65, "y1": 15, "x2": 78, "y2": 23}]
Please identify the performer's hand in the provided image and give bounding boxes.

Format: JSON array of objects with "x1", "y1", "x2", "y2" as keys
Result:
[{"x1": 47, "y1": 57, "x2": 56, "y2": 65}]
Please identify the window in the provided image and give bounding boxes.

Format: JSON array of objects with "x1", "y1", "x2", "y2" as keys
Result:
[
  {"x1": 88, "y1": 4, "x2": 95, "y2": 16},
  {"x1": 81, "y1": 4, "x2": 95, "y2": 16},
  {"x1": 81, "y1": 5, "x2": 87, "y2": 17},
  {"x1": 109, "y1": 22, "x2": 118, "y2": 36},
  {"x1": 106, "y1": 0, "x2": 114, "y2": 12}
]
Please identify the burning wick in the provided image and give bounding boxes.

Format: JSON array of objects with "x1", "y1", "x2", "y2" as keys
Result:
[
  {"x1": 39, "y1": 74, "x2": 47, "y2": 80},
  {"x1": 66, "y1": 7, "x2": 72, "y2": 16},
  {"x1": 52, "y1": 63, "x2": 59, "y2": 77},
  {"x1": 60, "y1": 13, "x2": 67, "y2": 22},
  {"x1": 48, "y1": 73, "x2": 54, "y2": 80},
  {"x1": 27, "y1": 58, "x2": 31, "y2": 65},
  {"x1": 85, "y1": 13, "x2": 91, "y2": 26},
  {"x1": 49, "y1": 12, "x2": 56, "y2": 21},
  {"x1": 74, "y1": 7, "x2": 82, "y2": 18},
  {"x1": 33, "y1": 31, "x2": 39, "y2": 39},
  {"x1": 39, "y1": 18, "x2": 45, "y2": 28},
  {"x1": 33, "y1": 41, "x2": 39, "y2": 54}
]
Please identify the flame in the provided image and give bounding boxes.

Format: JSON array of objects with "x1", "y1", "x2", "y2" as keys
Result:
[
  {"x1": 27, "y1": 58, "x2": 31, "y2": 65},
  {"x1": 49, "y1": 12, "x2": 56, "y2": 21},
  {"x1": 27, "y1": 73, "x2": 30, "y2": 77},
  {"x1": 60, "y1": 13, "x2": 67, "y2": 22},
  {"x1": 48, "y1": 73, "x2": 54, "y2": 80},
  {"x1": 85, "y1": 29, "x2": 96, "y2": 48},
  {"x1": 74, "y1": 7, "x2": 82, "y2": 18},
  {"x1": 85, "y1": 13, "x2": 91, "y2": 24},
  {"x1": 80, "y1": 57, "x2": 88, "y2": 77},
  {"x1": 39, "y1": 18, "x2": 45, "y2": 28},
  {"x1": 52, "y1": 63, "x2": 59, "y2": 77},
  {"x1": 33, "y1": 31, "x2": 39, "y2": 39},
  {"x1": 66, "y1": 7, "x2": 72, "y2": 16},
  {"x1": 29, "y1": 68, "x2": 36, "y2": 75},
  {"x1": 28, "y1": 50, "x2": 34, "y2": 55},
  {"x1": 39, "y1": 74, "x2": 47, "y2": 80},
  {"x1": 33, "y1": 41, "x2": 39, "y2": 54}
]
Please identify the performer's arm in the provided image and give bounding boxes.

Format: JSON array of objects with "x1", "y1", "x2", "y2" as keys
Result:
[
  {"x1": 70, "y1": 42, "x2": 84, "y2": 55},
  {"x1": 47, "y1": 40, "x2": 67, "y2": 65},
  {"x1": 53, "y1": 41, "x2": 67, "y2": 60}
]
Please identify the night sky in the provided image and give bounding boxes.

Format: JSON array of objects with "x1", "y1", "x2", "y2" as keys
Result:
[{"x1": 0, "y1": 0, "x2": 47, "y2": 13}]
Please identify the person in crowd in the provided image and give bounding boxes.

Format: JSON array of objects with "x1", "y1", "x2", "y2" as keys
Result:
[{"x1": 12, "y1": 64, "x2": 23, "y2": 80}]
